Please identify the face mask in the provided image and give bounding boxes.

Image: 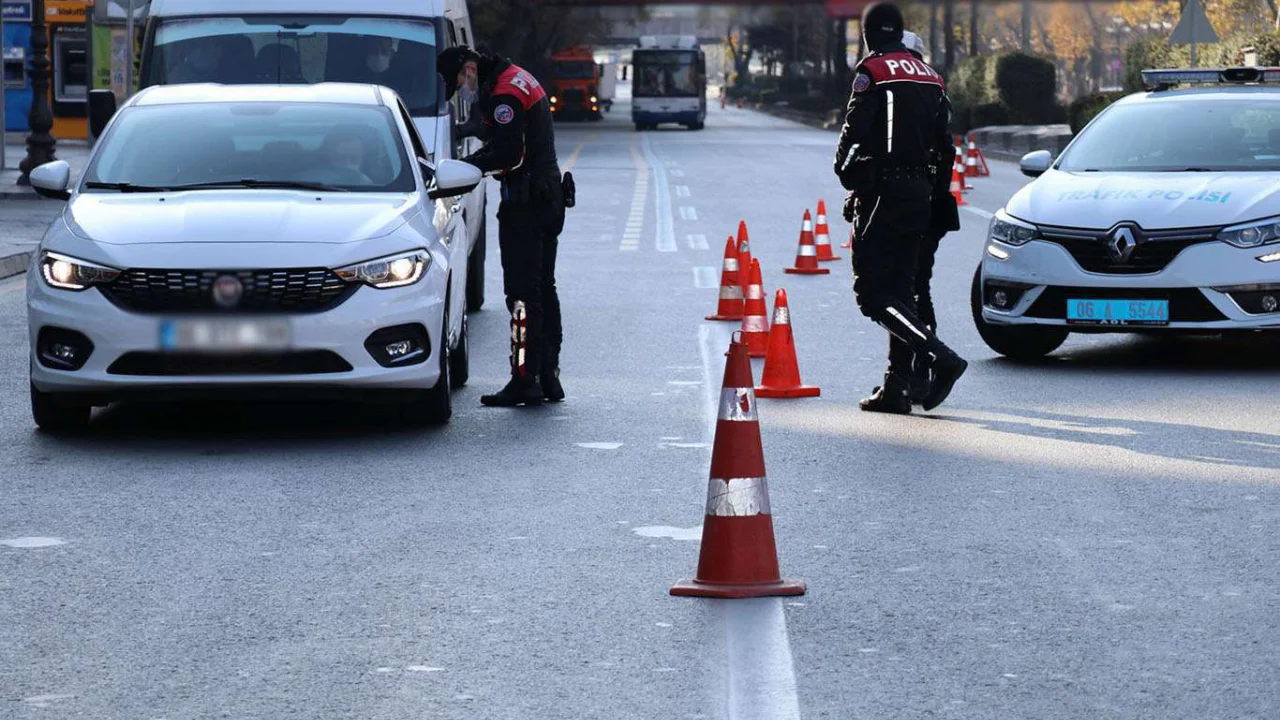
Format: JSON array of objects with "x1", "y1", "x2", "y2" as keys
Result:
[
  {"x1": 459, "y1": 85, "x2": 478, "y2": 104},
  {"x1": 367, "y1": 53, "x2": 391, "y2": 73}
]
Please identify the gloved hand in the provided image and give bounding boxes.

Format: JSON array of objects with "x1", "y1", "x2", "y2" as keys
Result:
[{"x1": 842, "y1": 193, "x2": 857, "y2": 223}]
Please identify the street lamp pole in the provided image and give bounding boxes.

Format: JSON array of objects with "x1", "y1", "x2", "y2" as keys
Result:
[{"x1": 18, "y1": 0, "x2": 56, "y2": 185}]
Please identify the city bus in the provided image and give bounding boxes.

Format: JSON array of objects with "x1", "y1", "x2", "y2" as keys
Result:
[{"x1": 632, "y1": 35, "x2": 705, "y2": 131}]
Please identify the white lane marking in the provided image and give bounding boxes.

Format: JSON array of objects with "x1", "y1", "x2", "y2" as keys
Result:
[
  {"x1": 621, "y1": 136, "x2": 648, "y2": 251},
  {"x1": 640, "y1": 133, "x2": 677, "y2": 253},
  {"x1": 577, "y1": 442, "x2": 624, "y2": 450},
  {"x1": 406, "y1": 666, "x2": 445, "y2": 673},
  {"x1": 2, "y1": 537, "x2": 66, "y2": 548},
  {"x1": 693, "y1": 266, "x2": 719, "y2": 289},
  {"x1": 962, "y1": 205, "x2": 995, "y2": 220},
  {"x1": 633, "y1": 525, "x2": 701, "y2": 541},
  {"x1": 688, "y1": 233, "x2": 709, "y2": 250},
  {"x1": 723, "y1": 599, "x2": 804, "y2": 720},
  {"x1": 675, "y1": 185, "x2": 691, "y2": 198},
  {"x1": 679, "y1": 206, "x2": 698, "y2": 221}
]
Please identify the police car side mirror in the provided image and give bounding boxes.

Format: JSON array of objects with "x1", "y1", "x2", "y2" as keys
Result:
[
  {"x1": 1019, "y1": 150, "x2": 1053, "y2": 178},
  {"x1": 429, "y1": 159, "x2": 483, "y2": 200},
  {"x1": 30, "y1": 161, "x2": 72, "y2": 201}
]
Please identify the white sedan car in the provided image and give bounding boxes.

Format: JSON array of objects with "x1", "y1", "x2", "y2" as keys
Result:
[
  {"x1": 974, "y1": 67, "x2": 1280, "y2": 360},
  {"x1": 26, "y1": 83, "x2": 482, "y2": 431}
]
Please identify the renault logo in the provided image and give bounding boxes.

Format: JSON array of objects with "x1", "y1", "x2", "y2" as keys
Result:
[
  {"x1": 212, "y1": 275, "x2": 244, "y2": 309},
  {"x1": 1108, "y1": 226, "x2": 1141, "y2": 263}
]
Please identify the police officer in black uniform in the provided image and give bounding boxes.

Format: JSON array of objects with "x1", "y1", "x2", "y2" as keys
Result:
[
  {"x1": 834, "y1": 2, "x2": 967, "y2": 414},
  {"x1": 439, "y1": 46, "x2": 570, "y2": 407}
]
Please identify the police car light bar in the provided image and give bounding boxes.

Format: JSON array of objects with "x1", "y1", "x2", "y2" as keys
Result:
[{"x1": 1142, "y1": 67, "x2": 1280, "y2": 90}]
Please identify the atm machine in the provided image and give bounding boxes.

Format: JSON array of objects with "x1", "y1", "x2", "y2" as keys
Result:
[
  {"x1": 3, "y1": 3, "x2": 32, "y2": 131},
  {"x1": 46, "y1": 0, "x2": 93, "y2": 140}
]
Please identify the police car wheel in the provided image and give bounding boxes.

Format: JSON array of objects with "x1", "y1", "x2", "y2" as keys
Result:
[
  {"x1": 466, "y1": 216, "x2": 487, "y2": 312},
  {"x1": 970, "y1": 265, "x2": 1067, "y2": 361}
]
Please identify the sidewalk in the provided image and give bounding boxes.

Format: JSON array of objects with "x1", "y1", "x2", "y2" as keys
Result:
[
  {"x1": 0, "y1": 133, "x2": 92, "y2": 200},
  {"x1": 0, "y1": 134, "x2": 90, "y2": 279}
]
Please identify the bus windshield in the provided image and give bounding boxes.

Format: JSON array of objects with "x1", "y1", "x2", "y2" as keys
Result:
[
  {"x1": 633, "y1": 51, "x2": 703, "y2": 98},
  {"x1": 145, "y1": 16, "x2": 440, "y2": 115}
]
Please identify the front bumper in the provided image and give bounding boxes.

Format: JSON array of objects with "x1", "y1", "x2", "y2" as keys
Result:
[
  {"x1": 28, "y1": 261, "x2": 448, "y2": 400},
  {"x1": 979, "y1": 238, "x2": 1280, "y2": 331}
]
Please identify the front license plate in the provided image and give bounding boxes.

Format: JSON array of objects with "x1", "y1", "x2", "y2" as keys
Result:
[
  {"x1": 160, "y1": 319, "x2": 292, "y2": 352},
  {"x1": 1066, "y1": 299, "x2": 1170, "y2": 326}
]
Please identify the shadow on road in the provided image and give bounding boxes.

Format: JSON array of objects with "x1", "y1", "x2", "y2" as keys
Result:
[{"x1": 994, "y1": 333, "x2": 1280, "y2": 374}]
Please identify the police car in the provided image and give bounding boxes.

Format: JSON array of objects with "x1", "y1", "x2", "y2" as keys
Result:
[{"x1": 973, "y1": 67, "x2": 1280, "y2": 360}]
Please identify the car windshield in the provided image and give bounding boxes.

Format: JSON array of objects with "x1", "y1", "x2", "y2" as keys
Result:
[
  {"x1": 83, "y1": 102, "x2": 414, "y2": 193},
  {"x1": 633, "y1": 51, "x2": 703, "y2": 98},
  {"x1": 146, "y1": 16, "x2": 440, "y2": 115},
  {"x1": 553, "y1": 61, "x2": 595, "y2": 80},
  {"x1": 1059, "y1": 98, "x2": 1280, "y2": 172}
]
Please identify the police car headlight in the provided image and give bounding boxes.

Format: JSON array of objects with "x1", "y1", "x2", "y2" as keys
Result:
[
  {"x1": 989, "y1": 209, "x2": 1039, "y2": 246},
  {"x1": 335, "y1": 250, "x2": 429, "y2": 289},
  {"x1": 40, "y1": 251, "x2": 120, "y2": 291},
  {"x1": 1218, "y1": 216, "x2": 1280, "y2": 248}
]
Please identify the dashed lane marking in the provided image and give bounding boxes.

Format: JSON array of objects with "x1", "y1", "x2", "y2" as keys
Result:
[
  {"x1": 679, "y1": 206, "x2": 698, "y2": 221},
  {"x1": 693, "y1": 266, "x2": 718, "y2": 289},
  {"x1": 640, "y1": 133, "x2": 677, "y2": 253},
  {"x1": 675, "y1": 185, "x2": 691, "y2": 198},
  {"x1": 688, "y1": 233, "x2": 709, "y2": 251},
  {"x1": 621, "y1": 135, "x2": 648, "y2": 252}
]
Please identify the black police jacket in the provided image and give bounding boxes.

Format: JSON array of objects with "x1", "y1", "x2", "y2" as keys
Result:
[{"x1": 462, "y1": 59, "x2": 561, "y2": 180}]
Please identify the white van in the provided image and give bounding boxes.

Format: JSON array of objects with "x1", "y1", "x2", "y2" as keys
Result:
[{"x1": 134, "y1": 0, "x2": 491, "y2": 311}]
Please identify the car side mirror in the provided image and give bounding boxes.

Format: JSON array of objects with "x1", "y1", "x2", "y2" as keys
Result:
[
  {"x1": 29, "y1": 161, "x2": 72, "y2": 201},
  {"x1": 1019, "y1": 150, "x2": 1053, "y2": 178},
  {"x1": 89, "y1": 89, "x2": 118, "y2": 141},
  {"x1": 428, "y1": 159, "x2": 482, "y2": 200}
]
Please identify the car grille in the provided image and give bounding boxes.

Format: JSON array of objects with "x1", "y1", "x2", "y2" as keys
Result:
[
  {"x1": 1039, "y1": 226, "x2": 1216, "y2": 275},
  {"x1": 99, "y1": 268, "x2": 355, "y2": 314},
  {"x1": 107, "y1": 351, "x2": 353, "y2": 376},
  {"x1": 1026, "y1": 286, "x2": 1227, "y2": 323}
]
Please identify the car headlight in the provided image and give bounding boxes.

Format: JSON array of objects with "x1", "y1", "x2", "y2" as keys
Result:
[
  {"x1": 335, "y1": 250, "x2": 429, "y2": 289},
  {"x1": 39, "y1": 251, "x2": 120, "y2": 291},
  {"x1": 989, "y1": 209, "x2": 1040, "y2": 246},
  {"x1": 1218, "y1": 216, "x2": 1280, "y2": 248}
]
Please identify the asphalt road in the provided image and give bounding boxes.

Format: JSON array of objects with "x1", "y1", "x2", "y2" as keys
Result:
[{"x1": 3, "y1": 100, "x2": 1279, "y2": 719}]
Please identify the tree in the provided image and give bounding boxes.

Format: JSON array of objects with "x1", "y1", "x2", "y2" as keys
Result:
[{"x1": 469, "y1": 0, "x2": 607, "y2": 82}]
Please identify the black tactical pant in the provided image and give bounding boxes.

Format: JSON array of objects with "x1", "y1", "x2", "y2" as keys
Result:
[
  {"x1": 915, "y1": 231, "x2": 944, "y2": 331},
  {"x1": 851, "y1": 191, "x2": 945, "y2": 376},
  {"x1": 497, "y1": 171, "x2": 565, "y2": 378}
]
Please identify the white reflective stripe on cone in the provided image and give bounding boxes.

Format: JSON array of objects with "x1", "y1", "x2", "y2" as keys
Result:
[
  {"x1": 720, "y1": 285, "x2": 744, "y2": 300},
  {"x1": 705, "y1": 476, "x2": 771, "y2": 516},
  {"x1": 725, "y1": 258, "x2": 739, "y2": 271},
  {"x1": 802, "y1": 220, "x2": 812, "y2": 231},
  {"x1": 719, "y1": 387, "x2": 759, "y2": 422},
  {"x1": 817, "y1": 214, "x2": 827, "y2": 224},
  {"x1": 773, "y1": 306, "x2": 791, "y2": 325},
  {"x1": 798, "y1": 245, "x2": 817, "y2": 256},
  {"x1": 742, "y1": 315, "x2": 768, "y2": 333},
  {"x1": 745, "y1": 285, "x2": 763, "y2": 300}
]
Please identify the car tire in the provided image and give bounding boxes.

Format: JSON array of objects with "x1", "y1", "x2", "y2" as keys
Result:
[
  {"x1": 30, "y1": 382, "x2": 91, "y2": 434},
  {"x1": 450, "y1": 308, "x2": 469, "y2": 389},
  {"x1": 401, "y1": 308, "x2": 452, "y2": 426},
  {"x1": 466, "y1": 215, "x2": 486, "y2": 312},
  {"x1": 971, "y1": 265, "x2": 1068, "y2": 361},
  {"x1": 689, "y1": 121, "x2": 705, "y2": 131}
]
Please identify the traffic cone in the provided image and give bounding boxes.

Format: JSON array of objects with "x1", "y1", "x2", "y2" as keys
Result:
[
  {"x1": 706, "y1": 237, "x2": 744, "y2": 322},
  {"x1": 950, "y1": 161, "x2": 968, "y2": 207},
  {"x1": 813, "y1": 199, "x2": 840, "y2": 261},
  {"x1": 741, "y1": 258, "x2": 770, "y2": 358},
  {"x1": 784, "y1": 210, "x2": 830, "y2": 276},
  {"x1": 736, "y1": 221, "x2": 753, "y2": 297},
  {"x1": 964, "y1": 139, "x2": 980, "y2": 179},
  {"x1": 755, "y1": 289, "x2": 820, "y2": 399},
  {"x1": 967, "y1": 134, "x2": 990, "y2": 177},
  {"x1": 671, "y1": 333, "x2": 806, "y2": 599},
  {"x1": 954, "y1": 137, "x2": 973, "y2": 191}
]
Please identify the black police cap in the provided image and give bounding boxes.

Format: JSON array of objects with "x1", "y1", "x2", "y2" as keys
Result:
[{"x1": 862, "y1": 2, "x2": 905, "y2": 52}]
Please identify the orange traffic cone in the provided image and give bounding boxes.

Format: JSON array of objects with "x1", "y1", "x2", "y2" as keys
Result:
[
  {"x1": 813, "y1": 199, "x2": 840, "y2": 261},
  {"x1": 950, "y1": 161, "x2": 968, "y2": 207},
  {"x1": 954, "y1": 137, "x2": 973, "y2": 191},
  {"x1": 736, "y1": 221, "x2": 753, "y2": 297},
  {"x1": 671, "y1": 333, "x2": 806, "y2": 599},
  {"x1": 785, "y1": 210, "x2": 830, "y2": 276},
  {"x1": 741, "y1": 258, "x2": 770, "y2": 358},
  {"x1": 969, "y1": 133, "x2": 991, "y2": 176},
  {"x1": 707, "y1": 237, "x2": 744, "y2": 321},
  {"x1": 756, "y1": 289, "x2": 820, "y2": 399}
]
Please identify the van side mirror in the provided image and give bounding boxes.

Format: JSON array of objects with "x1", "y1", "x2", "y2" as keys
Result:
[
  {"x1": 1019, "y1": 150, "x2": 1053, "y2": 178},
  {"x1": 89, "y1": 89, "x2": 118, "y2": 140}
]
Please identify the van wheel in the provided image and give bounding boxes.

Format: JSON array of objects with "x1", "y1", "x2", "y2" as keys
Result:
[
  {"x1": 971, "y1": 265, "x2": 1068, "y2": 361},
  {"x1": 450, "y1": 309, "x2": 470, "y2": 389},
  {"x1": 30, "y1": 382, "x2": 91, "y2": 434},
  {"x1": 401, "y1": 307, "x2": 452, "y2": 425},
  {"x1": 466, "y1": 216, "x2": 486, "y2": 312}
]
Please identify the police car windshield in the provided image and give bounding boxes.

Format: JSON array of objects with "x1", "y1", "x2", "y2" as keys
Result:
[
  {"x1": 83, "y1": 103, "x2": 415, "y2": 194},
  {"x1": 146, "y1": 16, "x2": 440, "y2": 115},
  {"x1": 1059, "y1": 99, "x2": 1280, "y2": 172}
]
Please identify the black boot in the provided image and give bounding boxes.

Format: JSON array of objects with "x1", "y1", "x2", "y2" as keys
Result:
[
  {"x1": 860, "y1": 374, "x2": 912, "y2": 414},
  {"x1": 541, "y1": 366, "x2": 565, "y2": 403},
  {"x1": 922, "y1": 352, "x2": 967, "y2": 412},
  {"x1": 908, "y1": 357, "x2": 931, "y2": 405},
  {"x1": 481, "y1": 374, "x2": 545, "y2": 407}
]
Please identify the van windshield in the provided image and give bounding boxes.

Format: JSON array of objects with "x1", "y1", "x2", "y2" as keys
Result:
[{"x1": 145, "y1": 16, "x2": 440, "y2": 115}]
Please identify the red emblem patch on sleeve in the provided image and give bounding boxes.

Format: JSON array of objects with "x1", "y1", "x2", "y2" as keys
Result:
[
  {"x1": 853, "y1": 73, "x2": 871, "y2": 93},
  {"x1": 494, "y1": 104, "x2": 515, "y2": 125}
]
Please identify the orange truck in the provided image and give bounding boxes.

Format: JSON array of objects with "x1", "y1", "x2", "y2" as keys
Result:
[{"x1": 548, "y1": 46, "x2": 605, "y2": 121}]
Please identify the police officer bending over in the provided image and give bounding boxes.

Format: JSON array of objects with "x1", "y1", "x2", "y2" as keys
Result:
[
  {"x1": 439, "y1": 47, "x2": 569, "y2": 407},
  {"x1": 834, "y1": 2, "x2": 967, "y2": 414}
]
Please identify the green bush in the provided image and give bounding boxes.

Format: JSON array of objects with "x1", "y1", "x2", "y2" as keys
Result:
[
  {"x1": 1068, "y1": 91, "x2": 1126, "y2": 134},
  {"x1": 1248, "y1": 31, "x2": 1280, "y2": 65},
  {"x1": 994, "y1": 53, "x2": 1062, "y2": 124},
  {"x1": 971, "y1": 102, "x2": 1013, "y2": 128},
  {"x1": 1123, "y1": 38, "x2": 1190, "y2": 91}
]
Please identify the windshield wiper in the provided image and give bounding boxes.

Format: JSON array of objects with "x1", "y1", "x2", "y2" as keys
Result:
[
  {"x1": 166, "y1": 179, "x2": 350, "y2": 193},
  {"x1": 82, "y1": 181, "x2": 172, "y2": 193}
]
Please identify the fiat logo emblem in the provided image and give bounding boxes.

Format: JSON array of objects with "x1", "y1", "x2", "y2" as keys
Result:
[
  {"x1": 1108, "y1": 225, "x2": 1141, "y2": 263},
  {"x1": 212, "y1": 275, "x2": 244, "y2": 309}
]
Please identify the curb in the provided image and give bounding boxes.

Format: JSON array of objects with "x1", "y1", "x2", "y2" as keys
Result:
[
  {"x1": 0, "y1": 190, "x2": 39, "y2": 201},
  {"x1": 0, "y1": 251, "x2": 32, "y2": 280}
]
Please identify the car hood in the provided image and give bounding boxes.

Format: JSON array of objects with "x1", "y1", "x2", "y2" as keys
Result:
[
  {"x1": 65, "y1": 191, "x2": 417, "y2": 245},
  {"x1": 1007, "y1": 169, "x2": 1280, "y2": 230}
]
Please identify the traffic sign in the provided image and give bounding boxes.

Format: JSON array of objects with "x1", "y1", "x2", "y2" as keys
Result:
[
  {"x1": 1170, "y1": 0, "x2": 1218, "y2": 67},
  {"x1": 2, "y1": 0, "x2": 32, "y2": 22}
]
